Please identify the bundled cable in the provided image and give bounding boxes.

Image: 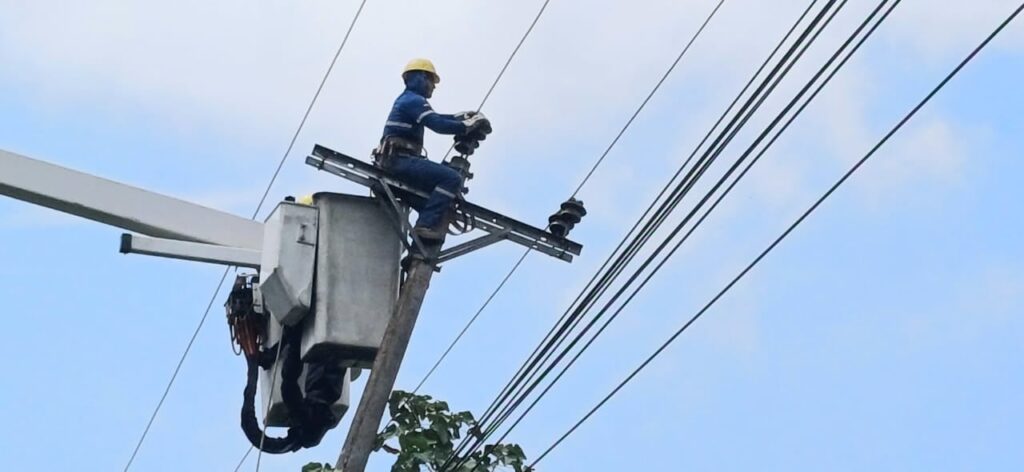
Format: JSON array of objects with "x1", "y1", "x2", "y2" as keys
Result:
[
  {"x1": 414, "y1": 0, "x2": 726, "y2": 398},
  {"x1": 442, "y1": 0, "x2": 910, "y2": 468},
  {"x1": 227, "y1": 275, "x2": 347, "y2": 454},
  {"x1": 526, "y1": 3, "x2": 1024, "y2": 464}
]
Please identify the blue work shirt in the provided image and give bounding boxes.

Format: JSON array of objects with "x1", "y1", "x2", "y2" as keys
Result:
[{"x1": 381, "y1": 72, "x2": 466, "y2": 150}]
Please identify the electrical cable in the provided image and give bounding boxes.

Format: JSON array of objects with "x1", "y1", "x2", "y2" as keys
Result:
[
  {"x1": 414, "y1": 0, "x2": 726, "y2": 397},
  {"x1": 481, "y1": 1, "x2": 898, "y2": 454},
  {"x1": 235, "y1": 2, "x2": 551, "y2": 468},
  {"x1": 123, "y1": 3, "x2": 369, "y2": 470},
  {"x1": 443, "y1": 1, "x2": 851, "y2": 467},
  {"x1": 569, "y1": 0, "x2": 726, "y2": 198},
  {"x1": 252, "y1": 0, "x2": 369, "y2": 217},
  {"x1": 412, "y1": 0, "x2": 565, "y2": 393},
  {"x1": 412, "y1": 0, "x2": 558, "y2": 394},
  {"x1": 470, "y1": 0, "x2": 834, "y2": 433},
  {"x1": 247, "y1": 2, "x2": 371, "y2": 469},
  {"x1": 233, "y1": 447, "x2": 253, "y2": 472},
  {"x1": 441, "y1": 0, "x2": 554, "y2": 161},
  {"x1": 529, "y1": 3, "x2": 1023, "y2": 463},
  {"x1": 122, "y1": 268, "x2": 230, "y2": 471},
  {"x1": 254, "y1": 339, "x2": 287, "y2": 472},
  {"x1": 458, "y1": 0, "x2": 822, "y2": 436},
  {"x1": 448, "y1": 0, "x2": 913, "y2": 462},
  {"x1": 446, "y1": 1, "x2": 856, "y2": 465},
  {"x1": 475, "y1": 0, "x2": 553, "y2": 112},
  {"x1": 470, "y1": 0, "x2": 839, "y2": 444},
  {"x1": 412, "y1": 250, "x2": 530, "y2": 394}
]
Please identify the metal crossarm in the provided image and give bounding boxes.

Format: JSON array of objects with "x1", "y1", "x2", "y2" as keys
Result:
[
  {"x1": 306, "y1": 145, "x2": 582, "y2": 262},
  {"x1": 437, "y1": 229, "x2": 510, "y2": 264}
]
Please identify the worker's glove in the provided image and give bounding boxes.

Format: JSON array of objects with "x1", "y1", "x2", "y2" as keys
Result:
[
  {"x1": 452, "y1": 112, "x2": 492, "y2": 157},
  {"x1": 460, "y1": 111, "x2": 488, "y2": 128},
  {"x1": 461, "y1": 112, "x2": 492, "y2": 138},
  {"x1": 454, "y1": 138, "x2": 480, "y2": 155},
  {"x1": 453, "y1": 110, "x2": 479, "y2": 121}
]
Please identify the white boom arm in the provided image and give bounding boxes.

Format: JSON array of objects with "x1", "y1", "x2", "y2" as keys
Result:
[
  {"x1": 1, "y1": 147, "x2": 264, "y2": 264},
  {"x1": 0, "y1": 148, "x2": 263, "y2": 263}
]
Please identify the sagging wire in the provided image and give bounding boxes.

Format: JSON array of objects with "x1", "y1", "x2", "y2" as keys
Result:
[{"x1": 528, "y1": 3, "x2": 1023, "y2": 464}]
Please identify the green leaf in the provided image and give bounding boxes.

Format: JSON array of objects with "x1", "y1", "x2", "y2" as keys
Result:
[
  {"x1": 392, "y1": 452, "x2": 420, "y2": 472},
  {"x1": 375, "y1": 423, "x2": 401, "y2": 451},
  {"x1": 377, "y1": 390, "x2": 537, "y2": 472},
  {"x1": 430, "y1": 420, "x2": 451, "y2": 445},
  {"x1": 398, "y1": 430, "x2": 432, "y2": 453},
  {"x1": 389, "y1": 390, "x2": 410, "y2": 413},
  {"x1": 456, "y1": 410, "x2": 477, "y2": 425}
]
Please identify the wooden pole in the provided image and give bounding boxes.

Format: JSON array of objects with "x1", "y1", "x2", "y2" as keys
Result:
[{"x1": 337, "y1": 256, "x2": 436, "y2": 471}]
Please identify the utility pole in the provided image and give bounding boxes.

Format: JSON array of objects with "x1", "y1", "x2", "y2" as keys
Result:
[
  {"x1": 337, "y1": 255, "x2": 436, "y2": 471},
  {"x1": 306, "y1": 146, "x2": 584, "y2": 472}
]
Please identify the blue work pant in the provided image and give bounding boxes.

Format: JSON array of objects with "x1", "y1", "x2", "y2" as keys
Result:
[{"x1": 386, "y1": 156, "x2": 461, "y2": 229}]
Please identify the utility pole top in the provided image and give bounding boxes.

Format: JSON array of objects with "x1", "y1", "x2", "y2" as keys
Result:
[
  {"x1": 308, "y1": 144, "x2": 584, "y2": 472},
  {"x1": 306, "y1": 145, "x2": 582, "y2": 264}
]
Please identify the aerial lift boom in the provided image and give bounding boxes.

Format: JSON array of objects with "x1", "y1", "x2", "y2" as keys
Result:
[{"x1": 0, "y1": 144, "x2": 584, "y2": 466}]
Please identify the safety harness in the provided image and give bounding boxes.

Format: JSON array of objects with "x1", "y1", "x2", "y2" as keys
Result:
[{"x1": 373, "y1": 136, "x2": 425, "y2": 169}]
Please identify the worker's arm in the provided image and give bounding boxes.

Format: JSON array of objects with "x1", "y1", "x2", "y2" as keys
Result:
[
  {"x1": 405, "y1": 95, "x2": 467, "y2": 135},
  {"x1": 420, "y1": 112, "x2": 467, "y2": 135}
]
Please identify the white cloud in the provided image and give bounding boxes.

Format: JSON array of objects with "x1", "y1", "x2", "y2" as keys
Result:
[
  {"x1": 852, "y1": 116, "x2": 971, "y2": 207},
  {"x1": 899, "y1": 263, "x2": 1024, "y2": 346},
  {"x1": 886, "y1": 0, "x2": 1024, "y2": 61},
  {"x1": 3, "y1": 0, "x2": 1011, "y2": 216}
]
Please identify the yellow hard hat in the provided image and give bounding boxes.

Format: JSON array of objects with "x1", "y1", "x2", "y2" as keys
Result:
[
  {"x1": 297, "y1": 194, "x2": 314, "y2": 205},
  {"x1": 402, "y1": 58, "x2": 440, "y2": 83}
]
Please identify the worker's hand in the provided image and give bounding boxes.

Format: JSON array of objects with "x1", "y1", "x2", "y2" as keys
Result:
[
  {"x1": 453, "y1": 110, "x2": 479, "y2": 120},
  {"x1": 460, "y1": 112, "x2": 486, "y2": 127},
  {"x1": 454, "y1": 113, "x2": 492, "y2": 157},
  {"x1": 462, "y1": 112, "x2": 491, "y2": 136}
]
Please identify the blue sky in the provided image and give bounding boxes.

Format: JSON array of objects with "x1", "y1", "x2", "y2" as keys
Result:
[{"x1": 1, "y1": 1, "x2": 1022, "y2": 471}]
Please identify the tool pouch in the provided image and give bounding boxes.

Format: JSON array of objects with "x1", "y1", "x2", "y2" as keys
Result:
[{"x1": 374, "y1": 137, "x2": 423, "y2": 169}]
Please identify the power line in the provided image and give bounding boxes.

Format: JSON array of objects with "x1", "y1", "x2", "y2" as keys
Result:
[
  {"x1": 442, "y1": 2, "x2": 854, "y2": 466},
  {"x1": 413, "y1": 0, "x2": 558, "y2": 393},
  {"x1": 415, "y1": 0, "x2": 726, "y2": 396},
  {"x1": 122, "y1": 2, "x2": 369, "y2": 470},
  {"x1": 569, "y1": 0, "x2": 726, "y2": 198},
  {"x1": 254, "y1": 339, "x2": 287, "y2": 471},
  {"x1": 441, "y1": 0, "x2": 554, "y2": 161},
  {"x1": 416, "y1": 0, "x2": 555, "y2": 392},
  {"x1": 233, "y1": 0, "x2": 550, "y2": 467},
  {"x1": 472, "y1": 0, "x2": 833, "y2": 432},
  {"x1": 236, "y1": 2, "x2": 371, "y2": 470},
  {"x1": 122, "y1": 268, "x2": 230, "y2": 471},
  {"x1": 459, "y1": 0, "x2": 825, "y2": 442},
  {"x1": 239, "y1": 1, "x2": 372, "y2": 467},
  {"x1": 529, "y1": 3, "x2": 1023, "y2": 464},
  {"x1": 413, "y1": 0, "x2": 569, "y2": 392},
  {"x1": 468, "y1": 0, "x2": 838, "y2": 444},
  {"x1": 480, "y1": 0, "x2": 897, "y2": 455},
  {"x1": 232, "y1": 447, "x2": 253, "y2": 472},
  {"x1": 476, "y1": 0, "x2": 553, "y2": 112},
  {"x1": 412, "y1": 250, "x2": 529, "y2": 394},
  {"x1": 252, "y1": 0, "x2": 369, "y2": 218}
]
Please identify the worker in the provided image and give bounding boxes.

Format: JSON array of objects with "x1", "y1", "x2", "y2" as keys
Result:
[{"x1": 377, "y1": 58, "x2": 490, "y2": 242}]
